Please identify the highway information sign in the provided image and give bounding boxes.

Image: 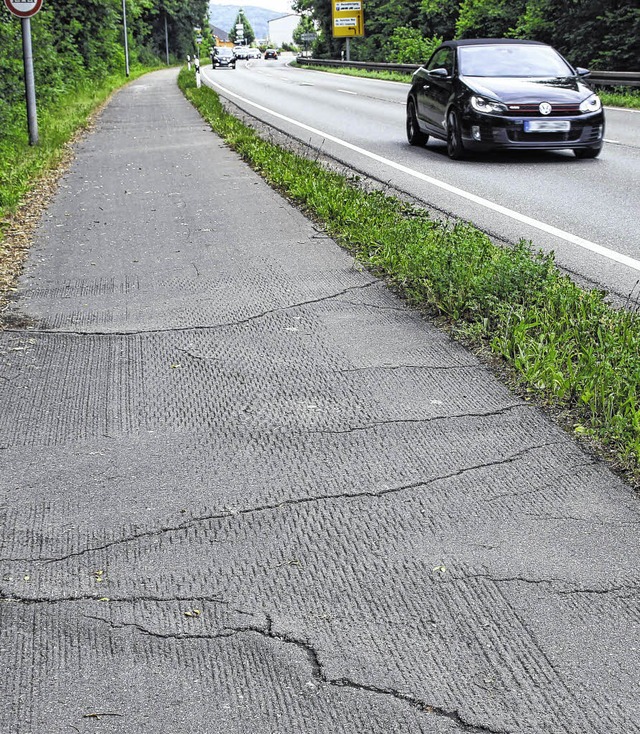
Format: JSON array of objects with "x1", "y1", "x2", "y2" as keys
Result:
[{"x1": 332, "y1": 0, "x2": 364, "y2": 38}]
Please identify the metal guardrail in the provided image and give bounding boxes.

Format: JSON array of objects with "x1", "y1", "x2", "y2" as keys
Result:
[
  {"x1": 296, "y1": 57, "x2": 640, "y2": 88},
  {"x1": 587, "y1": 71, "x2": 640, "y2": 88}
]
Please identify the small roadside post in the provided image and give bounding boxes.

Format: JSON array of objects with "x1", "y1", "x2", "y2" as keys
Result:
[
  {"x1": 194, "y1": 54, "x2": 201, "y2": 87},
  {"x1": 4, "y1": 0, "x2": 43, "y2": 145},
  {"x1": 194, "y1": 26, "x2": 202, "y2": 86}
]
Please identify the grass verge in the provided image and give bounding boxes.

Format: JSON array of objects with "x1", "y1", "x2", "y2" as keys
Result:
[
  {"x1": 598, "y1": 89, "x2": 640, "y2": 109},
  {"x1": 179, "y1": 66, "x2": 640, "y2": 483},
  {"x1": 292, "y1": 61, "x2": 412, "y2": 84}
]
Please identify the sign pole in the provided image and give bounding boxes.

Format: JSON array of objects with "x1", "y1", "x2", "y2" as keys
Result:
[
  {"x1": 122, "y1": 0, "x2": 130, "y2": 76},
  {"x1": 20, "y1": 16, "x2": 38, "y2": 145},
  {"x1": 5, "y1": 0, "x2": 44, "y2": 145},
  {"x1": 164, "y1": 12, "x2": 169, "y2": 65}
]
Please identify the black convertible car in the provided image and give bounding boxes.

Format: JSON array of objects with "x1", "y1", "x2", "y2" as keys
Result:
[{"x1": 406, "y1": 39, "x2": 605, "y2": 159}]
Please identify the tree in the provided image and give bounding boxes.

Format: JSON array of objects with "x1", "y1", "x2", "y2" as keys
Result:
[
  {"x1": 0, "y1": 0, "x2": 209, "y2": 130},
  {"x1": 229, "y1": 9, "x2": 255, "y2": 45},
  {"x1": 420, "y1": 0, "x2": 458, "y2": 40},
  {"x1": 511, "y1": 0, "x2": 640, "y2": 70},
  {"x1": 293, "y1": 14, "x2": 316, "y2": 46},
  {"x1": 291, "y1": 0, "x2": 639, "y2": 67},
  {"x1": 293, "y1": 0, "x2": 339, "y2": 58},
  {"x1": 455, "y1": 0, "x2": 525, "y2": 39},
  {"x1": 386, "y1": 27, "x2": 442, "y2": 63}
]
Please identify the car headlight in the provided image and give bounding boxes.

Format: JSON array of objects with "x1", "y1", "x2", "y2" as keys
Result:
[
  {"x1": 470, "y1": 95, "x2": 506, "y2": 114},
  {"x1": 579, "y1": 94, "x2": 602, "y2": 113}
]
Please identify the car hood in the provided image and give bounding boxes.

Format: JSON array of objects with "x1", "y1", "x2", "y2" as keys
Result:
[{"x1": 461, "y1": 76, "x2": 593, "y2": 103}]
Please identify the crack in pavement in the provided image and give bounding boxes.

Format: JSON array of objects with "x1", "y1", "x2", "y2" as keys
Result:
[
  {"x1": 0, "y1": 595, "x2": 260, "y2": 617},
  {"x1": 299, "y1": 403, "x2": 530, "y2": 435},
  {"x1": 339, "y1": 364, "x2": 485, "y2": 373},
  {"x1": 485, "y1": 460, "x2": 600, "y2": 504},
  {"x1": 342, "y1": 298, "x2": 407, "y2": 312},
  {"x1": 448, "y1": 573, "x2": 640, "y2": 596},
  {"x1": 1, "y1": 440, "x2": 570, "y2": 566},
  {"x1": 2, "y1": 282, "x2": 377, "y2": 338},
  {"x1": 80, "y1": 611, "x2": 508, "y2": 734},
  {"x1": 523, "y1": 512, "x2": 640, "y2": 526}
]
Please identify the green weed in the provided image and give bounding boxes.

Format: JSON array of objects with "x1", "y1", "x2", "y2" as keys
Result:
[{"x1": 598, "y1": 88, "x2": 640, "y2": 109}]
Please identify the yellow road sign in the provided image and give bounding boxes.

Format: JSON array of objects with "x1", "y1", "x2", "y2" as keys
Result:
[{"x1": 332, "y1": 0, "x2": 364, "y2": 38}]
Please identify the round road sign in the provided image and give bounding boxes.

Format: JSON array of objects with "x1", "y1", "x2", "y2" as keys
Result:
[{"x1": 4, "y1": 0, "x2": 43, "y2": 18}]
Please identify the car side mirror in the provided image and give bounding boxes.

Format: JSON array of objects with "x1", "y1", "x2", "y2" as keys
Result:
[
  {"x1": 575, "y1": 67, "x2": 590, "y2": 77},
  {"x1": 427, "y1": 67, "x2": 449, "y2": 79}
]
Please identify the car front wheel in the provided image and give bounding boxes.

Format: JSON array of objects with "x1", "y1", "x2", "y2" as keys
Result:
[
  {"x1": 573, "y1": 146, "x2": 602, "y2": 159},
  {"x1": 406, "y1": 99, "x2": 428, "y2": 146},
  {"x1": 446, "y1": 109, "x2": 465, "y2": 160}
]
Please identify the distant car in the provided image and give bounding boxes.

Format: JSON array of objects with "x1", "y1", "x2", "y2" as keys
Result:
[
  {"x1": 246, "y1": 47, "x2": 262, "y2": 60},
  {"x1": 264, "y1": 48, "x2": 278, "y2": 60},
  {"x1": 211, "y1": 47, "x2": 236, "y2": 69},
  {"x1": 406, "y1": 38, "x2": 605, "y2": 160},
  {"x1": 233, "y1": 46, "x2": 248, "y2": 60}
]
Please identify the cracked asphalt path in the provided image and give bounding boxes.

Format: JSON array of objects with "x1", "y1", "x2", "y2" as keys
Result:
[{"x1": 1, "y1": 68, "x2": 639, "y2": 734}]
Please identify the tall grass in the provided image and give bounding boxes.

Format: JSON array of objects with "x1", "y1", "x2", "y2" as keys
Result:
[
  {"x1": 598, "y1": 88, "x2": 640, "y2": 109},
  {"x1": 179, "y1": 67, "x2": 640, "y2": 479}
]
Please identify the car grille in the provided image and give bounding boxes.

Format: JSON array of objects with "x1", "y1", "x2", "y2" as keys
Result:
[
  {"x1": 507, "y1": 129, "x2": 582, "y2": 142},
  {"x1": 503, "y1": 104, "x2": 581, "y2": 117}
]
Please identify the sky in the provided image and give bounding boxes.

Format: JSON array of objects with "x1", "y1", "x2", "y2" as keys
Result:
[{"x1": 209, "y1": 0, "x2": 295, "y2": 14}]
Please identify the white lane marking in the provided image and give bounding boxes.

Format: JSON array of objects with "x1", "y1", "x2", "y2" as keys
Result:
[
  {"x1": 207, "y1": 79, "x2": 640, "y2": 272},
  {"x1": 338, "y1": 89, "x2": 358, "y2": 95},
  {"x1": 604, "y1": 138, "x2": 620, "y2": 143},
  {"x1": 605, "y1": 105, "x2": 640, "y2": 113}
]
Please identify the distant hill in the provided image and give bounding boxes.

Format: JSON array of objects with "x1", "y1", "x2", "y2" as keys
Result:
[{"x1": 208, "y1": 4, "x2": 284, "y2": 42}]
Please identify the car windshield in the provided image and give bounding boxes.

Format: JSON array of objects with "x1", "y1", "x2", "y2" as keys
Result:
[
  {"x1": 217, "y1": 49, "x2": 232, "y2": 57},
  {"x1": 458, "y1": 44, "x2": 573, "y2": 78}
]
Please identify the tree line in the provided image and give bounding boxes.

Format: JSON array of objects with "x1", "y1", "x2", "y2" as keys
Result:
[
  {"x1": 293, "y1": 0, "x2": 640, "y2": 70},
  {"x1": 0, "y1": 0, "x2": 208, "y2": 128}
]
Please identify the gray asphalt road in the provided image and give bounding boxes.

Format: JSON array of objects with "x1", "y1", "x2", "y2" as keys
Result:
[
  {"x1": 207, "y1": 59, "x2": 640, "y2": 302},
  {"x1": 1, "y1": 67, "x2": 639, "y2": 734}
]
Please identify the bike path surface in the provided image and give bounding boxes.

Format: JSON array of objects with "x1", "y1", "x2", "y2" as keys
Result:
[{"x1": 1, "y1": 68, "x2": 638, "y2": 734}]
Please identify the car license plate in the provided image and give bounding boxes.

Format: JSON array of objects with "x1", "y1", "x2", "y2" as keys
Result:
[{"x1": 524, "y1": 120, "x2": 571, "y2": 133}]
